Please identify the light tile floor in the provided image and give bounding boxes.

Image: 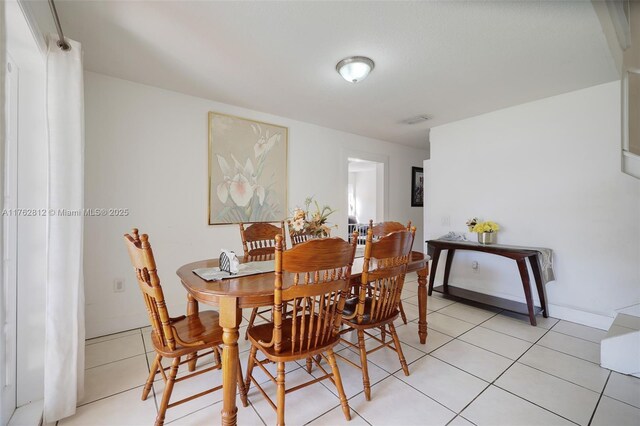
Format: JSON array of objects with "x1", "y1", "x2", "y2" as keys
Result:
[{"x1": 61, "y1": 278, "x2": 640, "y2": 425}]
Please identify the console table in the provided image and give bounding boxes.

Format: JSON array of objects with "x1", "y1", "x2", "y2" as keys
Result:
[{"x1": 426, "y1": 240, "x2": 554, "y2": 326}]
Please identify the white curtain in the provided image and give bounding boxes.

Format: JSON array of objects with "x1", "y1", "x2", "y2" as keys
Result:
[
  {"x1": 0, "y1": 1, "x2": 7, "y2": 421},
  {"x1": 44, "y1": 35, "x2": 85, "y2": 423}
]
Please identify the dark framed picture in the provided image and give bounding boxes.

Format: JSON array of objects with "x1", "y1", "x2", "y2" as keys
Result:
[{"x1": 411, "y1": 167, "x2": 424, "y2": 207}]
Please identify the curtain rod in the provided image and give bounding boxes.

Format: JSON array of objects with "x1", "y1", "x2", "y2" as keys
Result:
[{"x1": 48, "y1": 0, "x2": 71, "y2": 51}]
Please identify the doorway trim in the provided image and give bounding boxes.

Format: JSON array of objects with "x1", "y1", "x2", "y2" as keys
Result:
[
  {"x1": 340, "y1": 148, "x2": 389, "y2": 237},
  {"x1": 2, "y1": 53, "x2": 19, "y2": 426}
]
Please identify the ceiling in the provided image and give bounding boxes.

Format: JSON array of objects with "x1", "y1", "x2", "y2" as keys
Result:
[{"x1": 32, "y1": 0, "x2": 617, "y2": 149}]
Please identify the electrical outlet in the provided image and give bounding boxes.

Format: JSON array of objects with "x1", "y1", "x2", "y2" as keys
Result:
[
  {"x1": 113, "y1": 278, "x2": 125, "y2": 293},
  {"x1": 472, "y1": 261, "x2": 479, "y2": 272},
  {"x1": 441, "y1": 216, "x2": 450, "y2": 226}
]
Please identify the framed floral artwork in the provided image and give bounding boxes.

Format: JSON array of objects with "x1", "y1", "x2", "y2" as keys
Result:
[
  {"x1": 411, "y1": 166, "x2": 424, "y2": 207},
  {"x1": 208, "y1": 112, "x2": 288, "y2": 225}
]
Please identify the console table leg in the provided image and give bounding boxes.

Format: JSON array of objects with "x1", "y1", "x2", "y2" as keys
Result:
[
  {"x1": 528, "y1": 255, "x2": 548, "y2": 318},
  {"x1": 442, "y1": 249, "x2": 455, "y2": 293},
  {"x1": 427, "y1": 248, "x2": 441, "y2": 296},
  {"x1": 417, "y1": 266, "x2": 428, "y2": 344},
  {"x1": 516, "y1": 258, "x2": 537, "y2": 326}
]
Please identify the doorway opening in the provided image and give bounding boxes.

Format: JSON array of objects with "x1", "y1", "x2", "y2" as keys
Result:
[{"x1": 347, "y1": 158, "x2": 385, "y2": 244}]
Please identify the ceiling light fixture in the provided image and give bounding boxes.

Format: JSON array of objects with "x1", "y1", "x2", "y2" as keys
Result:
[
  {"x1": 336, "y1": 56, "x2": 375, "y2": 83},
  {"x1": 401, "y1": 115, "x2": 432, "y2": 125}
]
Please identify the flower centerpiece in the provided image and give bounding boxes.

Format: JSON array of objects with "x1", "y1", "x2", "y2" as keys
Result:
[
  {"x1": 471, "y1": 220, "x2": 500, "y2": 244},
  {"x1": 288, "y1": 197, "x2": 336, "y2": 238},
  {"x1": 465, "y1": 217, "x2": 478, "y2": 232}
]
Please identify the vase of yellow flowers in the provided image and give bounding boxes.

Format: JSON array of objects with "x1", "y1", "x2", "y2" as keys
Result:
[
  {"x1": 288, "y1": 197, "x2": 336, "y2": 238},
  {"x1": 472, "y1": 221, "x2": 500, "y2": 244},
  {"x1": 465, "y1": 217, "x2": 478, "y2": 232}
]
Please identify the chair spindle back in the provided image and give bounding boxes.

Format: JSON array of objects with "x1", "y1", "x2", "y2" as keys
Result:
[
  {"x1": 239, "y1": 222, "x2": 286, "y2": 256},
  {"x1": 124, "y1": 229, "x2": 176, "y2": 350},
  {"x1": 357, "y1": 228, "x2": 416, "y2": 324},
  {"x1": 369, "y1": 220, "x2": 412, "y2": 240},
  {"x1": 269, "y1": 233, "x2": 358, "y2": 354},
  {"x1": 290, "y1": 232, "x2": 314, "y2": 247}
]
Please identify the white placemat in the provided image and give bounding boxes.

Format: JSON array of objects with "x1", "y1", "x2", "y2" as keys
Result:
[{"x1": 193, "y1": 260, "x2": 275, "y2": 281}]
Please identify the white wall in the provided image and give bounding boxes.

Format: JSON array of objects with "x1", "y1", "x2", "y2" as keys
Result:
[
  {"x1": 7, "y1": 0, "x2": 47, "y2": 406},
  {"x1": 425, "y1": 81, "x2": 640, "y2": 329},
  {"x1": 84, "y1": 72, "x2": 427, "y2": 338}
]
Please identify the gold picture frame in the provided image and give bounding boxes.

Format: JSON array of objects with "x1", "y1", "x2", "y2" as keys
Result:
[{"x1": 208, "y1": 111, "x2": 288, "y2": 225}]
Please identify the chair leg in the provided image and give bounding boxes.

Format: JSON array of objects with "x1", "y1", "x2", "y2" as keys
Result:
[
  {"x1": 276, "y1": 361, "x2": 286, "y2": 426},
  {"x1": 398, "y1": 300, "x2": 408, "y2": 324},
  {"x1": 327, "y1": 349, "x2": 351, "y2": 421},
  {"x1": 213, "y1": 346, "x2": 222, "y2": 366},
  {"x1": 187, "y1": 353, "x2": 197, "y2": 372},
  {"x1": 142, "y1": 354, "x2": 161, "y2": 401},
  {"x1": 389, "y1": 323, "x2": 409, "y2": 376},
  {"x1": 357, "y1": 329, "x2": 371, "y2": 401},
  {"x1": 244, "y1": 346, "x2": 258, "y2": 394},
  {"x1": 237, "y1": 355, "x2": 249, "y2": 407},
  {"x1": 156, "y1": 357, "x2": 180, "y2": 426},
  {"x1": 245, "y1": 308, "x2": 258, "y2": 340},
  {"x1": 380, "y1": 325, "x2": 386, "y2": 343},
  {"x1": 305, "y1": 357, "x2": 313, "y2": 373}
]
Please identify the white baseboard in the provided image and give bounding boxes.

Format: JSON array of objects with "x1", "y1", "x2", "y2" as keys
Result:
[
  {"x1": 437, "y1": 281, "x2": 614, "y2": 331},
  {"x1": 547, "y1": 304, "x2": 614, "y2": 331},
  {"x1": 8, "y1": 399, "x2": 43, "y2": 426}
]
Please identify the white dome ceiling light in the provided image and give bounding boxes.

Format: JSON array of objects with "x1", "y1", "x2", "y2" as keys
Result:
[{"x1": 336, "y1": 56, "x2": 375, "y2": 83}]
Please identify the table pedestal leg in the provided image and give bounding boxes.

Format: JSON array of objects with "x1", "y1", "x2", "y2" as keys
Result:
[
  {"x1": 220, "y1": 298, "x2": 242, "y2": 426},
  {"x1": 186, "y1": 294, "x2": 199, "y2": 372},
  {"x1": 417, "y1": 266, "x2": 429, "y2": 344}
]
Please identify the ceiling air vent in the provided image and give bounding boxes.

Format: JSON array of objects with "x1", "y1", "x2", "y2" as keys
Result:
[{"x1": 401, "y1": 115, "x2": 431, "y2": 125}]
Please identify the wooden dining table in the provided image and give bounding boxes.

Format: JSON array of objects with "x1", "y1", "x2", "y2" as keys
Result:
[{"x1": 177, "y1": 251, "x2": 430, "y2": 426}]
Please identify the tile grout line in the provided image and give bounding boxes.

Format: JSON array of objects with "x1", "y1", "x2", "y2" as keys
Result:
[
  {"x1": 84, "y1": 328, "x2": 144, "y2": 346},
  {"x1": 390, "y1": 310, "x2": 510, "y2": 388},
  {"x1": 535, "y1": 341, "x2": 602, "y2": 366},
  {"x1": 77, "y1": 384, "x2": 150, "y2": 408},
  {"x1": 389, "y1": 363, "x2": 466, "y2": 417},
  {"x1": 515, "y1": 360, "x2": 606, "y2": 395},
  {"x1": 81, "y1": 308, "x2": 618, "y2": 425},
  {"x1": 473, "y1": 325, "x2": 584, "y2": 426},
  {"x1": 430, "y1": 310, "x2": 499, "y2": 328},
  {"x1": 85, "y1": 352, "x2": 147, "y2": 371},
  {"x1": 548, "y1": 321, "x2": 606, "y2": 345},
  {"x1": 490, "y1": 385, "x2": 581, "y2": 426},
  {"x1": 445, "y1": 414, "x2": 478, "y2": 426},
  {"x1": 450, "y1": 321, "x2": 581, "y2": 424},
  {"x1": 454, "y1": 333, "x2": 532, "y2": 361},
  {"x1": 585, "y1": 371, "x2": 640, "y2": 411},
  {"x1": 302, "y1": 404, "x2": 338, "y2": 425},
  {"x1": 587, "y1": 370, "x2": 612, "y2": 426}
]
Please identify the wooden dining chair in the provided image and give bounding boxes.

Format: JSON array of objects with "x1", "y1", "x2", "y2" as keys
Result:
[
  {"x1": 368, "y1": 220, "x2": 412, "y2": 324},
  {"x1": 290, "y1": 230, "x2": 314, "y2": 247},
  {"x1": 124, "y1": 229, "x2": 247, "y2": 426},
  {"x1": 369, "y1": 219, "x2": 412, "y2": 237},
  {"x1": 239, "y1": 221, "x2": 286, "y2": 256},
  {"x1": 340, "y1": 227, "x2": 416, "y2": 401},
  {"x1": 239, "y1": 221, "x2": 286, "y2": 337},
  {"x1": 245, "y1": 234, "x2": 358, "y2": 425}
]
